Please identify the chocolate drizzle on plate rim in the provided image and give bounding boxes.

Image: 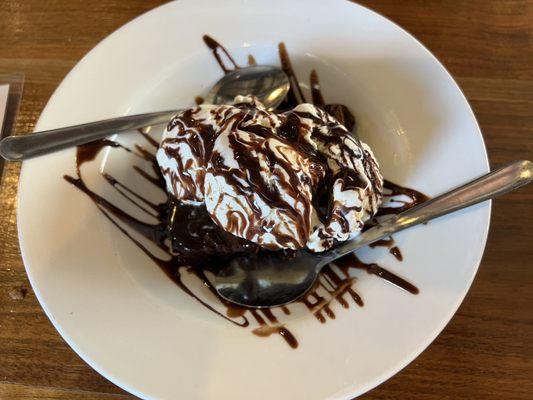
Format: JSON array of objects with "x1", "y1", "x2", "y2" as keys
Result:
[{"x1": 64, "y1": 35, "x2": 428, "y2": 349}]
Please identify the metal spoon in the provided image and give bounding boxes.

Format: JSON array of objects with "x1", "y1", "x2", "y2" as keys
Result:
[
  {"x1": 214, "y1": 160, "x2": 533, "y2": 308},
  {"x1": 0, "y1": 65, "x2": 289, "y2": 161}
]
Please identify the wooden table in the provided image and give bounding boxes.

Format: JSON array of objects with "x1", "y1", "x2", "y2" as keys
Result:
[{"x1": 0, "y1": 1, "x2": 531, "y2": 398}]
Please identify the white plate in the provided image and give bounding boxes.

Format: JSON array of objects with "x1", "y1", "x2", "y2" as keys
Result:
[{"x1": 17, "y1": 1, "x2": 490, "y2": 399}]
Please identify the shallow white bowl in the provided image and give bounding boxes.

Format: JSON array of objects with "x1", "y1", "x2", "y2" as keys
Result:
[{"x1": 18, "y1": 1, "x2": 489, "y2": 399}]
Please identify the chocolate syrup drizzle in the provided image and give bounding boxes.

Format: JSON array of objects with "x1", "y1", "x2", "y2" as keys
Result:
[
  {"x1": 202, "y1": 35, "x2": 239, "y2": 73},
  {"x1": 369, "y1": 236, "x2": 403, "y2": 261},
  {"x1": 64, "y1": 35, "x2": 428, "y2": 349},
  {"x1": 247, "y1": 54, "x2": 257, "y2": 66},
  {"x1": 377, "y1": 179, "x2": 429, "y2": 216}
]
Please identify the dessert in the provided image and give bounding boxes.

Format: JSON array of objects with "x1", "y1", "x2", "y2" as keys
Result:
[
  {"x1": 65, "y1": 35, "x2": 427, "y2": 348},
  {"x1": 157, "y1": 96, "x2": 383, "y2": 253}
]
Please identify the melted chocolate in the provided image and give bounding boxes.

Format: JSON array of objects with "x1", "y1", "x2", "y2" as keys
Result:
[
  {"x1": 166, "y1": 198, "x2": 259, "y2": 264},
  {"x1": 65, "y1": 36, "x2": 429, "y2": 349},
  {"x1": 335, "y1": 253, "x2": 418, "y2": 294},
  {"x1": 138, "y1": 127, "x2": 159, "y2": 148},
  {"x1": 310, "y1": 69, "x2": 325, "y2": 107},
  {"x1": 202, "y1": 35, "x2": 239, "y2": 73},
  {"x1": 278, "y1": 42, "x2": 306, "y2": 109},
  {"x1": 378, "y1": 179, "x2": 430, "y2": 216},
  {"x1": 390, "y1": 246, "x2": 403, "y2": 261},
  {"x1": 298, "y1": 263, "x2": 364, "y2": 323},
  {"x1": 369, "y1": 237, "x2": 404, "y2": 261},
  {"x1": 247, "y1": 54, "x2": 257, "y2": 66},
  {"x1": 250, "y1": 309, "x2": 298, "y2": 349},
  {"x1": 76, "y1": 139, "x2": 128, "y2": 173},
  {"x1": 323, "y1": 104, "x2": 356, "y2": 133}
]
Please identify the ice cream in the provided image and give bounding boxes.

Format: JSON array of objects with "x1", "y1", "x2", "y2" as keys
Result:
[{"x1": 156, "y1": 96, "x2": 383, "y2": 252}]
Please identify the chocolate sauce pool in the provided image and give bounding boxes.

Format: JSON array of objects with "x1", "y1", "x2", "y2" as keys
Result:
[{"x1": 64, "y1": 35, "x2": 428, "y2": 349}]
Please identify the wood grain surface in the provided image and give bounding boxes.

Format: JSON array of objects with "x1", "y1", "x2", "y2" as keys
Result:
[{"x1": 0, "y1": 1, "x2": 532, "y2": 399}]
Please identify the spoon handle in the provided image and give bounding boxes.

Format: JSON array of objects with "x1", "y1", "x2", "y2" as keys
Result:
[
  {"x1": 328, "y1": 160, "x2": 533, "y2": 261},
  {"x1": 0, "y1": 110, "x2": 177, "y2": 161}
]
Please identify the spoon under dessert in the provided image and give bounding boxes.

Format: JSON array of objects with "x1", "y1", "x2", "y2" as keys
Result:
[
  {"x1": 0, "y1": 65, "x2": 289, "y2": 161},
  {"x1": 213, "y1": 160, "x2": 533, "y2": 308}
]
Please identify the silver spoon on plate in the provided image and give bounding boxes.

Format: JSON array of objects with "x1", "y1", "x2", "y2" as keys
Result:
[
  {"x1": 213, "y1": 160, "x2": 532, "y2": 308},
  {"x1": 0, "y1": 65, "x2": 289, "y2": 161}
]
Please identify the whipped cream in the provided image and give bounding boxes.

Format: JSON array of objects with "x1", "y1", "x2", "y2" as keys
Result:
[{"x1": 157, "y1": 96, "x2": 383, "y2": 252}]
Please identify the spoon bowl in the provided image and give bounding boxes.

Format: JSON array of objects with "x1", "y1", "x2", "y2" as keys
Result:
[
  {"x1": 205, "y1": 65, "x2": 290, "y2": 110},
  {"x1": 216, "y1": 251, "x2": 322, "y2": 308}
]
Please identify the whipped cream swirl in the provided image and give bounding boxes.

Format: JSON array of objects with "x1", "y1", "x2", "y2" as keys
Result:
[{"x1": 157, "y1": 96, "x2": 383, "y2": 252}]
